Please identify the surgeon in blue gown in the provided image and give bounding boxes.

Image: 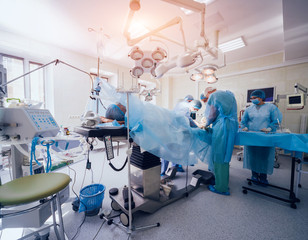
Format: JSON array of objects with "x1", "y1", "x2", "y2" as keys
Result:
[
  {"x1": 240, "y1": 90, "x2": 282, "y2": 185},
  {"x1": 205, "y1": 90, "x2": 238, "y2": 195}
]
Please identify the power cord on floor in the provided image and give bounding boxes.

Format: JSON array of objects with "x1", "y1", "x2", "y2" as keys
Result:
[
  {"x1": 92, "y1": 219, "x2": 106, "y2": 240},
  {"x1": 67, "y1": 164, "x2": 87, "y2": 240}
]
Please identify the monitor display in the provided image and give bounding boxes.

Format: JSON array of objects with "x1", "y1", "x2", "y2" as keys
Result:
[
  {"x1": 247, "y1": 87, "x2": 275, "y2": 103},
  {"x1": 286, "y1": 93, "x2": 304, "y2": 109}
]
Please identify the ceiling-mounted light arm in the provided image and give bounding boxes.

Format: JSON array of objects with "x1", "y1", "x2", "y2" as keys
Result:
[
  {"x1": 179, "y1": 19, "x2": 187, "y2": 52},
  {"x1": 161, "y1": 0, "x2": 208, "y2": 47},
  {"x1": 123, "y1": 8, "x2": 137, "y2": 43},
  {"x1": 125, "y1": 16, "x2": 183, "y2": 46}
]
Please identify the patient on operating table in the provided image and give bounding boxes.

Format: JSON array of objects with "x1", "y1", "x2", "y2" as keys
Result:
[{"x1": 100, "y1": 103, "x2": 126, "y2": 125}]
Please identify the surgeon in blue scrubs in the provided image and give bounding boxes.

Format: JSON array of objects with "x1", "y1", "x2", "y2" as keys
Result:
[
  {"x1": 240, "y1": 90, "x2": 282, "y2": 185},
  {"x1": 205, "y1": 90, "x2": 238, "y2": 195}
]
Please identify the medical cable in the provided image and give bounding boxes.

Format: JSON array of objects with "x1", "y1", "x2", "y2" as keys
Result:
[
  {"x1": 70, "y1": 209, "x2": 87, "y2": 240},
  {"x1": 30, "y1": 137, "x2": 42, "y2": 175},
  {"x1": 65, "y1": 163, "x2": 88, "y2": 240},
  {"x1": 40, "y1": 140, "x2": 55, "y2": 173},
  {"x1": 108, "y1": 156, "x2": 128, "y2": 172},
  {"x1": 66, "y1": 164, "x2": 79, "y2": 199},
  {"x1": 98, "y1": 154, "x2": 107, "y2": 183},
  {"x1": 92, "y1": 219, "x2": 106, "y2": 240},
  {"x1": 99, "y1": 98, "x2": 107, "y2": 110}
]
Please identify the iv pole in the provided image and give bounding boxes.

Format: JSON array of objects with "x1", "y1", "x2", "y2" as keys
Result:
[{"x1": 116, "y1": 79, "x2": 159, "y2": 238}]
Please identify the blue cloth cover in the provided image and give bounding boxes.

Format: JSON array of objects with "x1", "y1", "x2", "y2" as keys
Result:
[
  {"x1": 97, "y1": 78, "x2": 211, "y2": 166},
  {"x1": 204, "y1": 90, "x2": 238, "y2": 170}
]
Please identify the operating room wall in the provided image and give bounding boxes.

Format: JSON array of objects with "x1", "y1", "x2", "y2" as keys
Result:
[{"x1": 0, "y1": 30, "x2": 131, "y2": 128}]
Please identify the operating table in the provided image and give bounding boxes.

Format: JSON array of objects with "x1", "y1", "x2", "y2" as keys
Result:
[{"x1": 73, "y1": 125, "x2": 214, "y2": 226}]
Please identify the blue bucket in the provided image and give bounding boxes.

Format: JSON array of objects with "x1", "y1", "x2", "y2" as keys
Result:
[{"x1": 79, "y1": 184, "x2": 105, "y2": 216}]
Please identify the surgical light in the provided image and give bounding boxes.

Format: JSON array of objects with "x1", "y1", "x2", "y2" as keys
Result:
[
  {"x1": 190, "y1": 72, "x2": 203, "y2": 81},
  {"x1": 130, "y1": 66, "x2": 144, "y2": 78},
  {"x1": 202, "y1": 64, "x2": 217, "y2": 75},
  {"x1": 205, "y1": 74, "x2": 218, "y2": 84},
  {"x1": 152, "y1": 47, "x2": 167, "y2": 61},
  {"x1": 128, "y1": 46, "x2": 144, "y2": 60},
  {"x1": 129, "y1": 46, "x2": 167, "y2": 78},
  {"x1": 141, "y1": 58, "x2": 154, "y2": 68},
  {"x1": 190, "y1": 64, "x2": 218, "y2": 83}
]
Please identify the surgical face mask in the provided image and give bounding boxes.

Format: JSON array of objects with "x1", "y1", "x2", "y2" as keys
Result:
[
  {"x1": 251, "y1": 99, "x2": 260, "y2": 105},
  {"x1": 190, "y1": 111, "x2": 197, "y2": 119}
]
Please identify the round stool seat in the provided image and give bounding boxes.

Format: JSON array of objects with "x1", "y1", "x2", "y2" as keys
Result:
[{"x1": 0, "y1": 173, "x2": 70, "y2": 206}]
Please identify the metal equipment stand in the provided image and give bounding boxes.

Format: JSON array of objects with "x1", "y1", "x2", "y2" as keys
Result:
[
  {"x1": 110, "y1": 91, "x2": 160, "y2": 239},
  {"x1": 242, "y1": 153, "x2": 301, "y2": 209}
]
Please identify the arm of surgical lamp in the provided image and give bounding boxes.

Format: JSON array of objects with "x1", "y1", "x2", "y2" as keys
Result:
[
  {"x1": 155, "y1": 51, "x2": 201, "y2": 78},
  {"x1": 155, "y1": 61, "x2": 177, "y2": 78},
  {"x1": 161, "y1": 0, "x2": 206, "y2": 37},
  {"x1": 125, "y1": 16, "x2": 183, "y2": 46}
]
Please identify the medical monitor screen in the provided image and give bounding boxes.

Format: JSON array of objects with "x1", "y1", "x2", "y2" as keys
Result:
[
  {"x1": 247, "y1": 87, "x2": 275, "y2": 103},
  {"x1": 289, "y1": 95, "x2": 301, "y2": 104}
]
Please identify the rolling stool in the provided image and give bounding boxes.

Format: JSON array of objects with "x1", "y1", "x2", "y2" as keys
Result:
[{"x1": 0, "y1": 172, "x2": 70, "y2": 240}]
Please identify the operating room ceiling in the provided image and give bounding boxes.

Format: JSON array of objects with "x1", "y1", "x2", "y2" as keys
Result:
[{"x1": 0, "y1": 0, "x2": 308, "y2": 69}]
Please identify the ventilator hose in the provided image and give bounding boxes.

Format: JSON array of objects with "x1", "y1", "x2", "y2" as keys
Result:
[{"x1": 108, "y1": 157, "x2": 128, "y2": 172}]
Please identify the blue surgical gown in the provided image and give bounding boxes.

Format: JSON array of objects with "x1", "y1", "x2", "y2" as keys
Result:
[
  {"x1": 240, "y1": 103, "x2": 282, "y2": 174},
  {"x1": 205, "y1": 91, "x2": 238, "y2": 170}
]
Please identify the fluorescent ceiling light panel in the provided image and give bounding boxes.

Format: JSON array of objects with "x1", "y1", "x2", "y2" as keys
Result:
[
  {"x1": 180, "y1": 7, "x2": 193, "y2": 15},
  {"x1": 180, "y1": 0, "x2": 215, "y2": 15},
  {"x1": 194, "y1": 0, "x2": 216, "y2": 4},
  {"x1": 218, "y1": 37, "x2": 246, "y2": 53}
]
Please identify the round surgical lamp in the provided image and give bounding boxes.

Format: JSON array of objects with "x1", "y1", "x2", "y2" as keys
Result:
[
  {"x1": 141, "y1": 58, "x2": 154, "y2": 68},
  {"x1": 202, "y1": 64, "x2": 218, "y2": 75},
  {"x1": 130, "y1": 66, "x2": 144, "y2": 78},
  {"x1": 190, "y1": 73, "x2": 203, "y2": 81},
  {"x1": 128, "y1": 46, "x2": 144, "y2": 60},
  {"x1": 205, "y1": 74, "x2": 218, "y2": 84},
  {"x1": 152, "y1": 47, "x2": 167, "y2": 61}
]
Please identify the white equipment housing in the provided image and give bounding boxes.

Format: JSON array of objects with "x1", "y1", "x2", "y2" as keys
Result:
[{"x1": 0, "y1": 108, "x2": 59, "y2": 141}]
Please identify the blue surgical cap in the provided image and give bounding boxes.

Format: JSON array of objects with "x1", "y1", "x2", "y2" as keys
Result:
[
  {"x1": 105, "y1": 104, "x2": 125, "y2": 121},
  {"x1": 184, "y1": 94, "x2": 194, "y2": 102},
  {"x1": 190, "y1": 100, "x2": 202, "y2": 110},
  {"x1": 200, "y1": 93, "x2": 206, "y2": 100},
  {"x1": 250, "y1": 90, "x2": 265, "y2": 100}
]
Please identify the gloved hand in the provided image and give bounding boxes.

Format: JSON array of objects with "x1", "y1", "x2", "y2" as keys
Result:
[
  {"x1": 260, "y1": 127, "x2": 272, "y2": 133},
  {"x1": 242, "y1": 127, "x2": 248, "y2": 131}
]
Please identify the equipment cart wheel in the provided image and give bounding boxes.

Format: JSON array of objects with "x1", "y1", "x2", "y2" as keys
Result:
[
  {"x1": 120, "y1": 212, "x2": 133, "y2": 227},
  {"x1": 290, "y1": 203, "x2": 297, "y2": 209},
  {"x1": 111, "y1": 200, "x2": 121, "y2": 211},
  {"x1": 242, "y1": 189, "x2": 248, "y2": 194},
  {"x1": 248, "y1": 181, "x2": 252, "y2": 186}
]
